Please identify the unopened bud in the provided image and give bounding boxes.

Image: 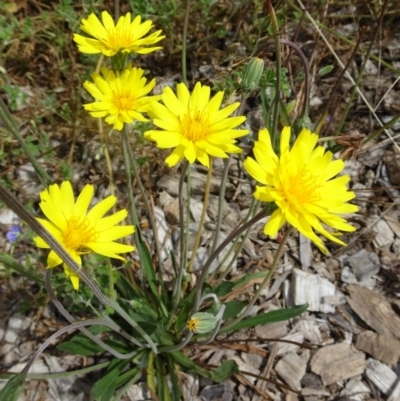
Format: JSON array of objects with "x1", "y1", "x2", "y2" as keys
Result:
[
  {"x1": 242, "y1": 57, "x2": 264, "y2": 92},
  {"x1": 187, "y1": 312, "x2": 217, "y2": 334}
]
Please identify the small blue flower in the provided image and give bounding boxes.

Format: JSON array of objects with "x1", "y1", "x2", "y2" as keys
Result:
[{"x1": 6, "y1": 226, "x2": 22, "y2": 242}]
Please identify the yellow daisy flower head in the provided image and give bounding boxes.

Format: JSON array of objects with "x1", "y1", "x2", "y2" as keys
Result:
[
  {"x1": 144, "y1": 82, "x2": 249, "y2": 168},
  {"x1": 243, "y1": 127, "x2": 359, "y2": 254},
  {"x1": 73, "y1": 11, "x2": 165, "y2": 57},
  {"x1": 34, "y1": 181, "x2": 135, "y2": 290},
  {"x1": 83, "y1": 64, "x2": 157, "y2": 131}
]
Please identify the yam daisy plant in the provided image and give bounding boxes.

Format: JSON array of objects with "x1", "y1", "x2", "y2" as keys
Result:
[{"x1": 0, "y1": 3, "x2": 361, "y2": 401}]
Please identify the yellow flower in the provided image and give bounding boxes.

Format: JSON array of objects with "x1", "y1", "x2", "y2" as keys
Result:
[
  {"x1": 145, "y1": 82, "x2": 249, "y2": 167},
  {"x1": 243, "y1": 127, "x2": 358, "y2": 254},
  {"x1": 34, "y1": 181, "x2": 135, "y2": 290},
  {"x1": 83, "y1": 65, "x2": 157, "y2": 131},
  {"x1": 73, "y1": 11, "x2": 165, "y2": 56}
]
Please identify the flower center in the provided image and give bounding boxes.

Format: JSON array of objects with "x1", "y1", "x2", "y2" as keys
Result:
[
  {"x1": 281, "y1": 166, "x2": 320, "y2": 206},
  {"x1": 187, "y1": 317, "x2": 199, "y2": 332},
  {"x1": 107, "y1": 28, "x2": 136, "y2": 49},
  {"x1": 181, "y1": 110, "x2": 210, "y2": 142},
  {"x1": 112, "y1": 92, "x2": 136, "y2": 111},
  {"x1": 63, "y1": 216, "x2": 98, "y2": 251}
]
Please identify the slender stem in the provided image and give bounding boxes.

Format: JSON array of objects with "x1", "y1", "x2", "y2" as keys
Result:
[
  {"x1": 126, "y1": 131, "x2": 163, "y2": 272},
  {"x1": 193, "y1": 209, "x2": 268, "y2": 312},
  {"x1": 168, "y1": 163, "x2": 190, "y2": 327},
  {"x1": 221, "y1": 227, "x2": 293, "y2": 332},
  {"x1": 45, "y1": 270, "x2": 143, "y2": 356},
  {"x1": 213, "y1": 199, "x2": 260, "y2": 284},
  {"x1": 211, "y1": 156, "x2": 231, "y2": 254},
  {"x1": 178, "y1": 162, "x2": 189, "y2": 272},
  {"x1": 0, "y1": 362, "x2": 110, "y2": 380},
  {"x1": 120, "y1": 126, "x2": 145, "y2": 273},
  {"x1": 0, "y1": 183, "x2": 158, "y2": 353},
  {"x1": 0, "y1": 98, "x2": 52, "y2": 187},
  {"x1": 279, "y1": 39, "x2": 310, "y2": 118},
  {"x1": 267, "y1": 0, "x2": 282, "y2": 149},
  {"x1": 187, "y1": 161, "x2": 213, "y2": 273},
  {"x1": 158, "y1": 331, "x2": 194, "y2": 353},
  {"x1": 0, "y1": 253, "x2": 44, "y2": 285},
  {"x1": 22, "y1": 319, "x2": 114, "y2": 374},
  {"x1": 181, "y1": 0, "x2": 191, "y2": 85}
]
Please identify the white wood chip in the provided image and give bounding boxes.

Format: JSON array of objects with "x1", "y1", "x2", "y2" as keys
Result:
[
  {"x1": 365, "y1": 358, "x2": 398, "y2": 395},
  {"x1": 339, "y1": 377, "x2": 370, "y2": 401},
  {"x1": 290, "y1": 268, "x2": 335, "y2": 313},
  {"x1": 311, "y1": 343, "x2": 366, "y2": 385},
  {"x1": 272, "y1": 331, "x2": 304, "y2": 356},
  {"x1": 370, "y1": 218, "x2": 395, "y2": 247},
  {"x1": 294, "y1": 319, "x2": 322, "y2": 344},
  {"x1": 275, "y1": 352, "x2": 307, "y2": 391},
  {"x1": 299, "y1": 234, "x2": 312, "y2": 270},
  {"x1": 154, "y1": 206, "x2": 174, "y2": 260},
  {"x1": 388, "y1": 378, "x2": 400, "y2": 401}
]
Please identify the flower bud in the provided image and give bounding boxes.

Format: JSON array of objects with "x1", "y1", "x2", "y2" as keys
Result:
[
  {"x1": 187, "y1": 312, "x2": 217, "y2": 334},
  {"x1": 242, "y1": 57, "x2": 264, "y2": 92}
]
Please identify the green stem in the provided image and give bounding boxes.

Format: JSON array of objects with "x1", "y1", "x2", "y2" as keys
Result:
[
  {"x1": 210, "y1": 156, "x2": 231, "y2": 254},
  {"x1": 193, "y1": 209, "x2": 268, "y2": 311},
  {"x1": 120, "y1": 126, "x2": 145, "y2": 274},
  {"x1": 125, "y1": 132, "x2": 163, "y2": 273},
  {"x1": 0, "y1": 253, "x2": 44, "y2": 285},
  {"x1": 267, "y1": 0, "x2": 282, "y2": 149},
  {"x1": 187, "y1": 160, "x2": 213, "y2": 274},
  {"x1": 168, "y1": 164, "x2": 189, "y2": 328},
  {"x1": 0, "y1": 98, "x2": 52, "y2": 187},
  {"x1": 182, "y1": 0, "x2": 191, "y2": 85},
  {"x1": 221, "y1": 227, "x2": 293, "y2": 332},
  {"x1": 212, "y1": 199, "x2": 259, "y2": 285}
]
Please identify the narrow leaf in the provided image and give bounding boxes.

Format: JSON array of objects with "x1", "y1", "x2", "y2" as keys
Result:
[
  {"x1": 210, "y1": 360, "x2": 239, "y2": 383},
  {"x1": 0, "y1": 373, "x2": 26, "y2": 401},
  {"x1": 171, "y1": 351, "x2": 210, "y2": 379},
  {"x1": 222, "y1": 301, "x2": 246, "y2": 320},
  {"x1": 219, "y1": 304, "x2": 309, "y2": 334}
]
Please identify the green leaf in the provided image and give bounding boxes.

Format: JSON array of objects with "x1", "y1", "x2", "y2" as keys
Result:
[
  {"x1": 166, "y1": 354, "x2": 182, "y2": 401},
  {"x1": 219, "y1": 304, "x2": 309, "y2": 334},
  {"x1": 210, "y1": 360, "x2": 239, "y2": 383},
  {"x1": 214, "y1": 281, "x2": 235, "y2": 297},
  {"x1": 91, "y1": 359, "x2": 131, "y2": 401},
  {"x1": 318, "y1": 65, "x2": 334, "y2": 76},
  {"x1": 155, "y1": 355, "x2": 171, "y2": 401},
  {"x1": 171, "y1": 351, "x2": 210, "y2": 379},
  {"x1": 0, "y1": 373, "x2": 26, "y2": 401},
  {"x1": 57, "y1": 326, "x2": 128, "y2": 356},
  {"x1": 222, "y1": 301, "x2": 246, "y2": 320},
  {"x1": 57, "y1": 326, "x2": 109, "y2": 356}
]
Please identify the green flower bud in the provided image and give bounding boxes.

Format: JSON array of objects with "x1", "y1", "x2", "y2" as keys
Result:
[
  {"x1": 187, "y1": 312, "x2": 217, "y2": 334},
  {"x1": 242, "y1": 57, "x2": 265, "y2": 92}
]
